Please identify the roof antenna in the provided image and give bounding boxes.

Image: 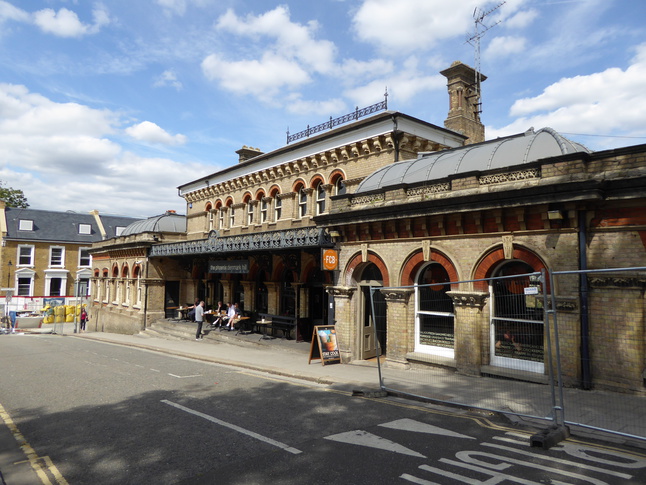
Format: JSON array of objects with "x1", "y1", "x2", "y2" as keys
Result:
[{"x1": 466, "y1": 2, "x2": 505, "y2": 117}]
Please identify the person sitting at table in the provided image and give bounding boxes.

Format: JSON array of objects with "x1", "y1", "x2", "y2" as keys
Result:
[
  {"x1": 223, "y1": 302, "x2": 241, "y2": 330},
  {"x1": 210, "y1": 301, "x2": 227, "y2": 327}
]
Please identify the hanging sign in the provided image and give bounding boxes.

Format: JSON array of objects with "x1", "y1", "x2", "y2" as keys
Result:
[
  {"x1": 308, "y1": 325, "x2": 341, "y2": 365},
  {"x1": 322, "y1": 249, "x2": 339, "y2": 271}
]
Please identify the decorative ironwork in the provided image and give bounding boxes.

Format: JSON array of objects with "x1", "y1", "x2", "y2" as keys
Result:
[
  {"x1": 287, "y1": 93, "x2": 388, "y2": 144},
  {"x1": 148, "y1": 227, "x2": 334, "y2": 258}
]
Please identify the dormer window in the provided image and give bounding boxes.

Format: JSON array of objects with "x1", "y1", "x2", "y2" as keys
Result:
[
  {"x1": 79, "y1": 223, "x2": 92, "y2": 235},
  {"x1": 19, "y1": 219, "x2": 33, "y2": 231},
  {"x1": 116, "y1": 226, "x2": 126, "y2": 236}
]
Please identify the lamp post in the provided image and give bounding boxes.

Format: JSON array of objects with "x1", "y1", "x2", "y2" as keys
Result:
[{"x1": 7, "y1": 260, "x2": 11, "y2": 288}]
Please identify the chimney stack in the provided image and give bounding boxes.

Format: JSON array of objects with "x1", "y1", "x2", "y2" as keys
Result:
[
  {"x1": 236, "y1": 146, "x2": 264, "y2": 163},
  {"x1": 440, "y1": 61, "x2": 486, "y2": 145}
]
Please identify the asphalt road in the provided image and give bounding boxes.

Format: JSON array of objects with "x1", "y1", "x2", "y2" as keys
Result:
[{"x1": 1, "y1": 334, "x2": 646, "y2": 484}]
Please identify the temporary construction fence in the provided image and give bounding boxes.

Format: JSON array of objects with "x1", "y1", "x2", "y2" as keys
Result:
[{"x1": 369, "y1": 266, "x2": 646, "y2": 443}]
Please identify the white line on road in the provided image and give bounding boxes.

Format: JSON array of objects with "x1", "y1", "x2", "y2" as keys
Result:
[
  {"x1": 161, "y1": 400, "x2": 302, "y2": 454},
  {"x1": 167, "y1": 373, "x2": 202, "y2": 378}
]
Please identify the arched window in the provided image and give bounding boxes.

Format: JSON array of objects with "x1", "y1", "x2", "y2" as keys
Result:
[
  {"x1": 244, "y1": 194, "x2": 253, "y2": 225},
  {"x1": 274, "y1": 194, "x2": 282, "y2": 221},
  {"x1": 298, "y1": 186, "x2": 307, "y2": 218},
  {"x1": 260, "y1": 197, "x2": 268, "y2": 223},
  {"x1": 491, "y1": 261, "x2": 544, "y2": 373},
  {"x1": 226, "y1": 199, "x2": 235, "y2": 227},
  {"x1": 415, "y1": 263, "x2": 455, "y2": 357},
  {"x1": 315, "y1": 181, "x2": 326, "y2": 215},
  {"x1": 334, "y1": 176, "x2": 346, "y2": 196}
]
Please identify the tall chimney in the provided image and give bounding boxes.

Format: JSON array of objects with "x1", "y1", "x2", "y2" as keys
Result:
[{"x1": 440, "y1": 61, "x2": 486, "y2": 145}]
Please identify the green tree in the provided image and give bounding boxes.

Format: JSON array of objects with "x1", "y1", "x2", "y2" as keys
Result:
[{"x1": 0, "y1": 182, "x2": 29, "y2": 208}]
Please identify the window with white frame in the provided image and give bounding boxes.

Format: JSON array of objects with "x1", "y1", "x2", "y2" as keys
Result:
[
  {"x1": 79, "y1": 223, "x2": 91, "y2": 235},
  {"x1": 18, "y1": 277, "x2": 33, "y2": 296},
  {"x1": 260, "y1": 198, "x2": 268, "y2": 223},
  {"x1": 49, "y1": 246, "x2": 65, "y2": 267},
  {"x1": 208, "y1": 210, "x2": 214, "y2": 232},
  {"x1": 274, "y1": 195, "x2": 282, "y2": 221},
  {"x1": 79, "y1": 248, "x2": 91, "y2": 267},
  {"x1": 298, "y1": 187, "x2": 307, "y2": 218},
  {"x1": 229, "y1": 205, "x2": 235, "y2": 227},
  {"x1": 18, "y1": 219, "x2": 33, "y2": 231},
  {"x1": 316, "y1": 182, "x2": 326, "y2": 215},
  {"x1": 116, "y1": 226, "x2": 126, "y2": 236},
  {"x1": 246, "y1": 200, "x2": 254, "y2": 225},
  {"x1": 18, "y1": 245, "x2": 34, "y2": 266}
]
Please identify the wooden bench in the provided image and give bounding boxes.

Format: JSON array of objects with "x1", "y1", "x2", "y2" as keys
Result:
[{"x1": 254, "y1": 314, "x2": 297, "y2": 340}]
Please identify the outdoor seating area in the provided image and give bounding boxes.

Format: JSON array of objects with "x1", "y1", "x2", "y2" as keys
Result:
[{"x1": 253, "y1": 314, "x2": 297, "y2": 340}]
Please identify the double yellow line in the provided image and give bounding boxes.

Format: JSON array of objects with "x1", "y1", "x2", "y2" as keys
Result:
[{"x1": 0, "y1": 402, "x2": 68, "y2": 485}]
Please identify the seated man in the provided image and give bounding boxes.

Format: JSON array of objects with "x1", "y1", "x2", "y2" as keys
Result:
[{"x1": 223, "y1": 302, "x2": 241, "y2": 330}]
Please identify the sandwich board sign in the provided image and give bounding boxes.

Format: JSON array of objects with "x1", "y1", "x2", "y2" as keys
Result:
[{"x1": 308, "y1": 325, "x2": 340, "y2": 365}]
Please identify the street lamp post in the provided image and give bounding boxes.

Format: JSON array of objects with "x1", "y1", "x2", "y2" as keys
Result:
[{"x1": 7, "y1": 260, "x2": 12, "y2": 287}]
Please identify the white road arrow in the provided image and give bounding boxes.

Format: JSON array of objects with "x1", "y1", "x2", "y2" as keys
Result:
[
  {"x1": 380, "y1": 419, "x2": 476, "y2": 440},
  {"x1": 324, "y1": 430, "x2": 426, "y2": 458}
]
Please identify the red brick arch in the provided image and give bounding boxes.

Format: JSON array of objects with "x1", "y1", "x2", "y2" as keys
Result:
[
  {"x1": 344, "y1": 251, "x2": 389, "y2": 286},
  {"x1": 401, "y1": 249, "x2": 458, "y2": 287},
  {"x1": 473, "y1": 246, "x2": 548, "y2": 291}
]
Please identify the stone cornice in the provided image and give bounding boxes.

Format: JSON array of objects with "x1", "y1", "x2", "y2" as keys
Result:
[
  {"x1": 380, "y1": 288, "x2": 413, "y2": 303},
  {"x1": 326, "y1": 286, "x2": 355, "y2": 298}
]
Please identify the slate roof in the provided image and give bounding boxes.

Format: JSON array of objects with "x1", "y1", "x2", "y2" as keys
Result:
[
  {"x1": 357, "y1": 127, "x2": 592, "y2": 193},
  {"x1": 4, "y1": 207, "x2": 140, "y2": 243}
]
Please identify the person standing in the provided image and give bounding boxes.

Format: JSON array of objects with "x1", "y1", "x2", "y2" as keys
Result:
[
  {"x1": 80, "y1": 307, "x2": 88, "y2": 332},
  {"x1": 195, "y1": 301, "x2": 205, "y2": 340}
]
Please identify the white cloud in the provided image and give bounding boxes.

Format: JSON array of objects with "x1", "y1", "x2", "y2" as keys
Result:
[
  {"x1": 125, "y1": 121, "x2": 187, "y2": 146},
  {"x1": 32, "y1": 5, "x2": 110, "y2": 38},
  {"x1": 0, "y1": 0, "x2": 29, "y2": 23},
  {"x1": 352, "y1": 0, "x2": 481, "y2": 53},
  {"x1": 488, "y1": 43, "x2": 646, "y2": 147},
  {"x1": 154, "y1": 70, "x2": 183, "y2": 90},
  {"x1": 283, "y1": 95, "x2": 346, "y2": 117},
  {"x1": 202, "y1": 52, "x2": 310, "y2": 101},
  {"x1": 0, "y1": 83, "x2": 199, "y2": 216},
  {"x1": 504, "y1": 8, "x2": 538, "y2": 29},
  {"x1": 484, "y1": 36, "x2": 527, "y2": 60},
  {"x1": 216, "y1": 6, "x2": 336, "y2": 74},
  {"x1": 156, "y1": 0, "x2": 188, "y2": 16}
]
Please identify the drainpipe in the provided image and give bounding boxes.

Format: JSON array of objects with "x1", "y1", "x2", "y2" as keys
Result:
[
  {"x1": 391, "y1": 115, "x2": 400, "y2": 162},
  {"x1": 578, "y1": 210, "x2": 592, "y2": 389}
]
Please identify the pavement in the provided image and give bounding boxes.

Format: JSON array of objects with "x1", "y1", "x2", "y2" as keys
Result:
[{"x1": 2, "y1": 320, "x2": 646, "y2": 484}]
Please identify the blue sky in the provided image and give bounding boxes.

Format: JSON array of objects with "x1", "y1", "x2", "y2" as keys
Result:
[{"x1": 1, "y1": 0, "x2": 645, "y2": 218}]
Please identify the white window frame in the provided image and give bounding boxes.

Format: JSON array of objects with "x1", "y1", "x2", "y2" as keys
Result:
[
  {"x1": 18, "y1": 219, "x2": 34, "y2": 231},
  {"x1": 246, "y1": 200, "x2": 254, "y2": 225},
  {"x1": 44, "y1": 269, "x2": 69, "y2": 297},
  {"x1": 78, "y1": 248, "x2": 91, "y2": 267},
  {"x1": 260, "y1": 198, "x2": 268, "y2": 223},
  {"x1": 49, "y1": 246, "x2": 65, "y2": 268},
  {"x1": 218, "y1": 208, "x2": 224, "y2": 229},
  {"x1": 229, "y1": 205, "x2": 235, "y2": 227},
  {"x1": 79, "y1": 223, "x2": 92, "y2": 235},
  {"x1": 116, "y1": 226, "x2": 126, "y2": 237},
  {"x1": 17, "y1": 245, "x2": 34, "y2": 267},
  {"x1": 298, "y1": 187, "x2": 307, "y2": 218},
  {"x1": 316, "y1": 182, "x2": 326, "y2": 215},
  {"x1": 273, "y1": 196, "x2": 282, "y2": 222},
  {"x1": 16, "y1": 269, "x2": 35, "y2": 296}
]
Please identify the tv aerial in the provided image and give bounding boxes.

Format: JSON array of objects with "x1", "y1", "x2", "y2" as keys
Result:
[{"x1": 466, "y1": 2, "x2": 505, "y2": 115}]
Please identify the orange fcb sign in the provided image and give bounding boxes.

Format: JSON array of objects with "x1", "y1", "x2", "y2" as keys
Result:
[{"x1": 322, "y1": 249, "x2": 339, "y2": 271}]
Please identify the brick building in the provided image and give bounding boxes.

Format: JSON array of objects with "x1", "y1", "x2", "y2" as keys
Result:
[{"x1": 0, "y1": 203, "x2": 137, "y2": 306}]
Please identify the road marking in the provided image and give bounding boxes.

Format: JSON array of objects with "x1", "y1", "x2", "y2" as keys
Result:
[
  {"x1": 161, "y1": 400, "x2": 302, "y2": 454},
  {"x1": 324, "y1": 430, "x2": 426, "y2": 458},
  {"x1": 380, "y1": 418, "x2": 476, "y2": 440},
  {"x1": 0, "y1": 402, "x2": 68, "y2": 485},
  {"x1": 167, "y1": 373, "x2": 202, "y2": 378},
  {"x1": 483, "y1": 442, "x2": 634, "y2": 479}
]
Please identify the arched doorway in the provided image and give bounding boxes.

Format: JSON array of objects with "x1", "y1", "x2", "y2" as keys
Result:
[
  {"x1": 358, "y1": 263, "x2": 386, "y2": 360},
  {"x1": 415, "y1": 263, "x2": 455, "y2": 357},
  {"x1": 490, "y1": 261, "x2": 545, "y2": 373}
]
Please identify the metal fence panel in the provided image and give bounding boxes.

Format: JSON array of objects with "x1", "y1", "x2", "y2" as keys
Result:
[{"x1": 374, "y1": 267, "x2": 646, "y2": 442}]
